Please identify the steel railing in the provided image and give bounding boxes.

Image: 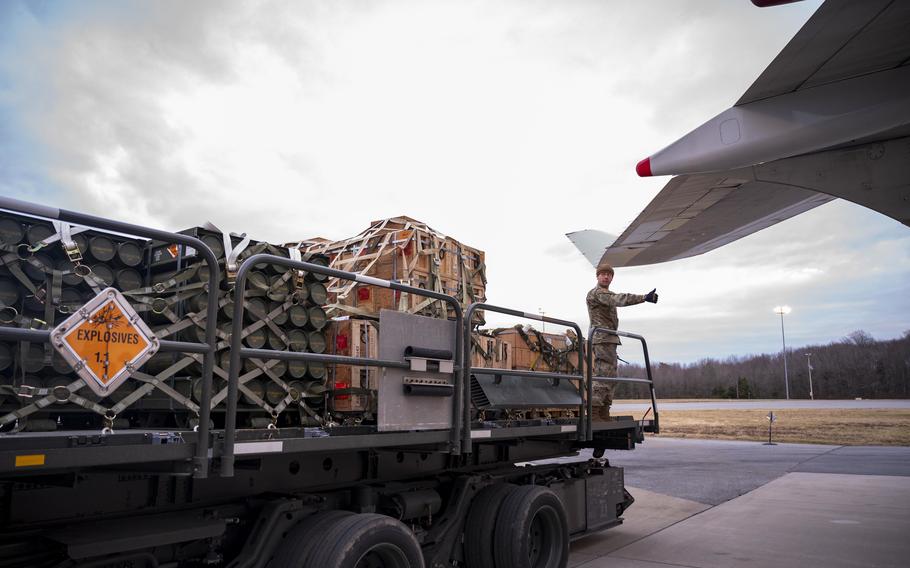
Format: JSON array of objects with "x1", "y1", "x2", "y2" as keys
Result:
[
  {"x1": 586, "y1": 327, "x2": 659, "y2": 436},
  {"x1": 0, "y1": 198, "x2": 660, "y2": 478},
  {"x1": 0, "y1": 196, "x2": 221, "y2": 478},
  {"x1": 223, "y1": 254, "x2": 464, "y2": 477},
  {"x1": 463, "y1": 303, "x2": 587, "y2": 448}
]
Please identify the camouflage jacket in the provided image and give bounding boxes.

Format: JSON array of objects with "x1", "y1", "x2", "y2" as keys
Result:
[{"x1": 586, "y1": 286, "x2": 646, "y2": 344}]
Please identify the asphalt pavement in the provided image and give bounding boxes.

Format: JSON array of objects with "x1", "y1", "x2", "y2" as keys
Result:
[
  {"x1": 611, "y1": 399, "x2": 910, "y2": 412},
  {"x1": 551, "y1": 438, "x2": 910, "y2": 567}
]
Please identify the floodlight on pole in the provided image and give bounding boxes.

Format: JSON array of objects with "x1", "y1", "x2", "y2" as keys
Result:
[{"x1": 773, "y1": 306, "x2": 791, "y2": 400}]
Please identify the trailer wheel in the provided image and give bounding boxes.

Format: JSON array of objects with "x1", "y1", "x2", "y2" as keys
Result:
[
  {"x1": 494, "y1": 486, "x2": 569, "y2": 568},
  {"x1": 464, "y1": 483, "x2": 518, "y2": 568},
  {"x1": 305, "y1": 513, "x2": 425, "y2": 568},
  {"x1": 268, "y1": 509, "x2": 354, "y2": 567}
]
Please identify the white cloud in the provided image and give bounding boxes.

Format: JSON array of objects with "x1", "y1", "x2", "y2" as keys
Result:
[{"x1": 2, "y1": 0, "x2": 906, "y2": 364}]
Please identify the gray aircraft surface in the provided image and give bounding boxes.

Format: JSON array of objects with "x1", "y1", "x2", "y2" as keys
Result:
[{"x1": 569, "y1": 0, "x2": 910, "y2": 268}]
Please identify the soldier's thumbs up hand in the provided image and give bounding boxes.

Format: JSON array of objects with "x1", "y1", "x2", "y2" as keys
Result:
[{"x1": 645, "y1": 289, "x2": 658, "y2": 304}]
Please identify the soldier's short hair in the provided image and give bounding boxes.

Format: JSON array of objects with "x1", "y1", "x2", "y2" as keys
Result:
[{"x1": 596, "y1": 263, "x2": 614, "y2": 276}]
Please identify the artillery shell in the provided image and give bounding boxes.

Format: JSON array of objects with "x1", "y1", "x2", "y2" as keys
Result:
[
  {"x1": 90, "y1": 263, "x2": 115, "y2": 287},
  {"x1": 287, "y1": 359, "x2": 308, "y2": 379},
  {"x1": 116, "y1": 241, "x2": 144, "y2": 267},
  {"x1": 23, "y1": 252, "x2": 52, "y2": 282},
  {"x1": 115, "y1": 267, "x2": 143, "y2": 292},
  {"x1": 307, "y1": 331, "x2": 327, "y2": 354},
  {"x1": 288, "y1": 304, "x2": 308, "y2": 328},
  {"x1": 270, "y1": 301, "x2": 288, "y2": 325},
  {"x1": 0, "y1": 218, "x2": 24, "y2": 246},
  {"x1": 0, "y1": 277, "x2": 20, "y2": 308},
  {"x1": 88, "y1": 235, "x2": 116, "y2": 262},
  {"x1": 307, "y1": 306, "x2": 327, "y2": 330},
  {"x1": 287, "y1": 329, "x2": 308, "y2": 352},
  {"x1": 307, "y1": 281, "x2": 328, "y2": 305},
  {"x1": 307, "y1": 361, "x2": 326, "y2": 379},
  {"x1": 25, "y1": 223, "x2": 54, "y2": 247}
]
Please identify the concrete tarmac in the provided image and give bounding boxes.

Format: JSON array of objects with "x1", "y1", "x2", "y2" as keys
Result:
[
  {"x1": 612, "y1": 399, "x2": 910, "y2": 412},
  {"x1": 562, "y1": 438, "x2": 910, "y2": 568}
]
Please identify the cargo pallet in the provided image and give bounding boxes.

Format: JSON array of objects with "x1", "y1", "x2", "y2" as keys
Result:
[{"x1": 0, "y1": 196, "x2": 659, "y2": 568}]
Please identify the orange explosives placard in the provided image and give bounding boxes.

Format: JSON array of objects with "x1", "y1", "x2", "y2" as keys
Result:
[{"x1": 53, "y1": 288, "x2": 158, "y2": 397}]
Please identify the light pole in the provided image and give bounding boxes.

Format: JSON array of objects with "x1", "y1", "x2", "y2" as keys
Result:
[
  {"x1": 774, "y1": 306, "x2": 791, "y2": 399},
  {"x1": 805, "y1": 352, "x2": 814, "y2": 400}
]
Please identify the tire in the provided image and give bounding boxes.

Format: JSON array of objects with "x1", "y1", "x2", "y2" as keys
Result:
[
  {"x1": 464, "y1": 483, "x2": 518, "y2": 568},
  {"x1": 305, "y1": 513, "x2": 425, "y2": 568},
  {"x1": 493, "y1": 486, "x2": 569, "y2": 568},
  {"x1": 269, "y1": 510, "x2": 354, "y2": 567}
]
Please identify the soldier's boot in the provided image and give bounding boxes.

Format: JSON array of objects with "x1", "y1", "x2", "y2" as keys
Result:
[{"x1": 597, "y1": 404, "x2": 612, "y2": 421}]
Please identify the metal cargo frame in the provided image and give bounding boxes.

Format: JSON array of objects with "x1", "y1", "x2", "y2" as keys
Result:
[
  {"x1": 463, "y1": 303, "x2": 589, "y2": 446},
  {"x1": 222, "y1": 254, "x2": 465, "y2": 477},
  {"x1": 586, "y1": 326, "x2": 660, "y2": 436},
  {"x1": 0, "y1": 196, "x2": 221, "y2": 479},
  {"x1": 0, "y1": 197, "x2": 657, "y2": 483}
]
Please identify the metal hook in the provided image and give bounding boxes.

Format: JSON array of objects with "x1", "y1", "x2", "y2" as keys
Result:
[
  {"x1": 16, "y1": 243, "x2": 34, "y2": 260},
  {"x1": 73, "y1": 263, "x2": 92, "y2": 277},
  {"x1": 151, "y1": 298, "x2": 168, "y2": 314},
  {"x1": 0, "y1": 306, "x2": 18, "y2": 324}
]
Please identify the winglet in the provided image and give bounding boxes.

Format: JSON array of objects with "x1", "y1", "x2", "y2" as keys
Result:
[
  {"x1": 565, "y1": 229, "x2": 617, "y2": 267},
  {"x1": 636, "y1": 157, "x2": 652, "y2": 177}
]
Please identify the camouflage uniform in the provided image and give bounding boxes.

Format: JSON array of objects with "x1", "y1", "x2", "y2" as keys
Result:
[{"x1": 586, "y1": 286, "x2": 646, "y2": 416}]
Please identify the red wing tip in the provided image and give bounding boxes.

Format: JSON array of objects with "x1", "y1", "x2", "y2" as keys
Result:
[{"x1": 636, "y1": 157, "x2": 652, "y2": 177}]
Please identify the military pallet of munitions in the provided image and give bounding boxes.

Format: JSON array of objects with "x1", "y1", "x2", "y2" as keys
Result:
[
  {"x1": 0, "y1": 209, "x2": 332, "y2": 433},
  {"x1": 0, "y1": 197, "x2": 658, "y2": 568}
]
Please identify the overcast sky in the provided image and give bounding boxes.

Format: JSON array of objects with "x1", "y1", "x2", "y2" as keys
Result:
[{"x1": 1, "y1": 0, "x2": 907, "y2": 364}]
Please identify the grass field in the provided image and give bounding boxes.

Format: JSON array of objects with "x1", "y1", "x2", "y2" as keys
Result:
[{"x1": 649, "y1": 409, "x2": 910, "y2": 446}]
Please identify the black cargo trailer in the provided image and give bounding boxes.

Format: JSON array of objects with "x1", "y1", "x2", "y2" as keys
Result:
[{"x1": 0, "y1": 197, "x2": 659, "y2": 568}]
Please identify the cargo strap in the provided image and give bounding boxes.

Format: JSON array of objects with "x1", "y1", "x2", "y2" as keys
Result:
[
  {"x1": 0, "y1": 304, "x2": 45, "y2": 328},
  {"x1": 107, "y1": 356, "x2": 199, "y2": 416},
  {"x1": 328, "y1": 230, "x2": 393, "y2": 299},
  {"x1": 131, "y1": 370, "x2": 200, "y2": 415},
  {"x1": 288, "y1": 246, "x2": 307, "y2": 288},
  {"x1": 127, "y1": 265, "x2": 200, "y2": 297},
  {"x1": 152, "y1": 299, "x2": 217, "y2": 339},
  {"x1": 206, "y1": 358, "x2": 275, "y2": 412},
  {"x1": 322, "y1": 302, "x2": 380, "y2": 320},
  {"x1": 130, "y1": 286, "x2": 205, "y2": 318},
  {"x1": 0, "y1": 246, "x2": 44, "y2": 295},
  {"x1": 79, "y1": 267, "x2": 109, "y2": 295},
  {"x1": 513, "y1": 325, "x2": 576, "y2": 373},
  {"x1": 0, "y1": 380, "x2": 109, "y2": 429},
  {"x1": 224, "y1": 231, "x2": 251, "y2": 284},
  {"x1": 470, "y1": 333, "x2": 495, "y2": 362},
  {"x1": 212, "y1": 298, "x2": 294, "y2": 351},
  {"x1": 142, "y1": 290, "x2": 304, "y2": 417},
  {"x1": 28, "y1": 222, "x2": 89, "y2": 258},
  {"x1": 266, "y1": 270, "x2": 294, "y2": 301}
]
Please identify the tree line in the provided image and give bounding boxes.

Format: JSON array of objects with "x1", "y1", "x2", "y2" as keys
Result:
[{"x1": 615, "y1": 330, "x2": 910, "y2": 399}]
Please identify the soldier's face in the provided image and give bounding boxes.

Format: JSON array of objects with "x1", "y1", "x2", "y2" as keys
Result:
[{"x1": 597, "y1": 272, "x2": 613, "y2": 287}]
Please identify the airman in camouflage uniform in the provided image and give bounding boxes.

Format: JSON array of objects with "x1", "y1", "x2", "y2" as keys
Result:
[{"x1": 586, "y1": 263, "x2": 657, "y2": 420}]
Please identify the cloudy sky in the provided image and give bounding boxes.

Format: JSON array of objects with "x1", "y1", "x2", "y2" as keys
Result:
[{"x1": 1, "y1": 0, "x2": 907, "y2": 364}]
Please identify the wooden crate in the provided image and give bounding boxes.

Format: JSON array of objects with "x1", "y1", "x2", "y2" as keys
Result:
[
  {"x1": 294, "y1": 216, "x2": 486, "y2": 322},
  {"x1": 471, "y1": 332, "x2": 510, "y2": 370},
  {"x1": 327, "y1": 318, "x2": 379, "y2": 412},
  {"x1": 493, "y1": 327, "x2": 579, "y2": 373}
]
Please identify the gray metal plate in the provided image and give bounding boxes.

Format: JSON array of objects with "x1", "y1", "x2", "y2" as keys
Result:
[
  {"x1": 471, "y1": 372, "x2": 582, "y2": 409},
  {"x1": 378, "y1": 310, "x2": 455, "y2": 432}
]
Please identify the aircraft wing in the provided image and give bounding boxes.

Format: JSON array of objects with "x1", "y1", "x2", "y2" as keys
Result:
[
  {"x1": 571, "y1": 0, "x2": 910, "y2": 268},
  {"x1": 571, "y1": 172, "x2": 834, "y2": 268}
]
